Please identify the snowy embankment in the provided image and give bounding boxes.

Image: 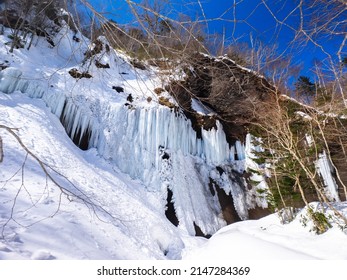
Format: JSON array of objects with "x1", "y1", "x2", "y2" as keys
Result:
[
  {"x1": 183, "y1": 203, "x2": 347, "y2": 260},
  {"x1": 0, "y1": 92, "x2": 187, "y2": 259}
]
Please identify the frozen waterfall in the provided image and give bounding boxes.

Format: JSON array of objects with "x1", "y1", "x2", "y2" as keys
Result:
[
  {"x1": 0, "y1": 67, "x2": 246, "y2": 179},
  {"x1": 0, "y1": 66, "x2": 249, "y2": 235}
]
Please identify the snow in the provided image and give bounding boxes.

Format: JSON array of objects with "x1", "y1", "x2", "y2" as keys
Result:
[
  {"x1": 183, "y1": 202, "x2": 347, "y2": 260},
  {"x1": 0, "y1": 23, "x2": 346, "y2": 261},
  {"x1": 0, "y1": 92, "x2": 186, "y2": 259},
  {"x1": 191, "y1": 98, "x2": 215, "y2": 115},
  {"x1": 0, "y1": 24, "x2": 252, "y2": 239}
]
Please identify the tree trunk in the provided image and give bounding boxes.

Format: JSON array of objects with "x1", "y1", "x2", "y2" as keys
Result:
[{"x1": 0, "y1": 136, "x2": 3, "y2": 163}]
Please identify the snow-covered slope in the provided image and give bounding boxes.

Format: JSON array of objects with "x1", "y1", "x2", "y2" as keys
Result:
[
  {"x1": 0, "y1": 92, "x2": 186, "y2": 259},
  {"x1": 183, "y1": 202, "x2": 347, "y2": 260}
]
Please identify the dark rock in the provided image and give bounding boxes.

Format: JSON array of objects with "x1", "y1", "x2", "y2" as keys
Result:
[
  {"x1": 130, "y1": 59, "x2": 146, "y2": 70},
  {"x1": 162, "y1": 152, "x2": 170, "y2": 160},
  {"x1": 95, "y1": 60, "x2": 110, "y2": 69},
  {"x1": 68, "y1": 68, "x2": 92, "y2": 79},
  {"x1": 154, "y1": 87, "x2": 165, "y2": 95},
  {"x1": 165, "y1": 188, "x2": 179, "y2": 227},
  {"x1": 72, "y1": 35, "x2": 80, "y2": 43},
  {"x1": 112, "y1": 86, "x2": 124, "y2": 93},
  {"x1": 167, "y1": 52, "x2": 276, "y2": 143},
  {"x1": 84, "y1": 39, "x2": 103, "y2": 60},
  {"x1": 0, "y1": 10, "x2": 28, "y2": 29},
  {"x1": 158, "y1": 96, "x2": 176, "y2": 109},
  {"x1": 0, "y1": 64, "x2": 8, "y2": 70},
  {"x1": 210, "y1": 178, "x2": 242, "y2": 224},
  {"x1": 216, "y1": 166, "x2": 224, "y2": 175},
  {"x1": 194, "y1": 222, "x2": 211, "y2": 238},
  {"x1": 127, "y1": 94, "x2": 133, "y2": 102},
  {"x1": 248, "y1": 207, "x2": 272, "y2": 220}
]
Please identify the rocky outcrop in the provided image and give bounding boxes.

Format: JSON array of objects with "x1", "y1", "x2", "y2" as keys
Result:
[{"x1": 167, "y1": 53, "x2": 276, "y2": 144}]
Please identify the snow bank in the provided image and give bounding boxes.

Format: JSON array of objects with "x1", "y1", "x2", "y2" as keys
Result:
[{"x1": 183, "y1": 202, "x2": 347, "y2": 260}]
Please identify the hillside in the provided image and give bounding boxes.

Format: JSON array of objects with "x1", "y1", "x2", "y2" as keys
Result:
[{"x1": 0, "y1": 6, "x2": 347, "y2": 260}]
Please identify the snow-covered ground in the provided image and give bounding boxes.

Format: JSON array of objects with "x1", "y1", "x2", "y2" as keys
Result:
[
  {"x1": 0, "y1": 22, "x2": 347, "y2": 260},
  {"x1": 184, "y1": 203, "x2": 347, "y2": 260}
]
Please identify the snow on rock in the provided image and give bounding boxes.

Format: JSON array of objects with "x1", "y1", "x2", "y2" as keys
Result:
[
  {"x1": 30, "y1": 250, "x2": 55, "y2": 260},
  {"x1": 244, "y1": 134, "x2": 269, "y2": 209},
  {"x1": 54, "y1": 25, "x2": 88, "y2": 64}
]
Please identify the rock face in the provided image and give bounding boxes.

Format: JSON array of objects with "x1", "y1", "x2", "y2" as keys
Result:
[
  {"x1": 165, "y1": 53, "x2": 277, "y2": 221},
  {"x1": 168, "y1": 53, "x2": 276, "y2": 144}
]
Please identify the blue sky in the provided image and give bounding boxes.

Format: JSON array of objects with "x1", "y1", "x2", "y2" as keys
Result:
[{"x1": 85, "y1": 0, "x2": 344, "y2": 80}]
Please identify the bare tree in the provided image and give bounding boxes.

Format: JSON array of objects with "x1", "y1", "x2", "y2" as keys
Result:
[
  {"x1": 0, "y1": 136, "x2": 3, "y2": 163},
  {"x1": 0, "y1": 124, "x2": 114, "y2": 237}
]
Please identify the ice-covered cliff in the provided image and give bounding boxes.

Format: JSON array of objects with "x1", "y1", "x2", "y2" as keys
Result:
[{"x1": 0, "y1": 21, "x2": 272, "y2": 239}]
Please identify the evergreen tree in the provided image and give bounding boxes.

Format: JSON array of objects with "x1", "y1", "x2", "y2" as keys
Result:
[
  {"x1": 295, "y1": 76, "x2": 316, "y2": 103},
  {"x1": 342, "y1": 57, "x2": 347, "y2": 67}
]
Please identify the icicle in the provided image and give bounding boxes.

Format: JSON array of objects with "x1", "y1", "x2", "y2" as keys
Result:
[
  {"x1": 316, "y1": 151, "x2": 340, "y2": 202},
  {"x1": 235, "y1": 140, "x2": 245, "y2": 160},
  {"x1": 0, "y1": 67, "x2": 45, "y2": 97},
  {"x1": 0, "y1": 65, "x2": 251, "y2": 185},
  {"x1": 0, "y1": 67, "x2": 22, "y2": 93}
]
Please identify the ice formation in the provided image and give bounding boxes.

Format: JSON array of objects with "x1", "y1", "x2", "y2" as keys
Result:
[
  {"x1": 316, "y1": 151, "x2": 340, "y2": 202},
  {"x1": 0, "y1": 59, "x2": 251, "y2": 235}
]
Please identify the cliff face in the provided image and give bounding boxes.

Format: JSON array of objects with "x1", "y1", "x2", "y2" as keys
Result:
[
  {"x1": 165, "y1": 53, "x2": 277, "y2": 219},
  {"x1": 168, "y1": 53, "x2": 276, "y2": 144},
  {"x1": 167, "y1": 52, "x2": 347, "y2": 210},
  {"x1": 1, "y1": 17, "x2": 272, "y2": 239}
]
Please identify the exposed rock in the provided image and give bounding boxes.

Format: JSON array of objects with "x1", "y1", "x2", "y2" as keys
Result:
[
  {"x1": 248, "y1": 207, "x2": 271, "y2": 220},
  {"x1": 167, "y1": 52, "x2": 276, "y2": 143},
  {"x1": 59, "y1": 100, "x2": 91, "y2": 151},
  {"x1": 158, "y1": 96, "x2": 176, "y2": 109},
  {"x1": 84, "y1": 39, "x2": 103, "y2": 60},
  {"x1": 112, "y1": 86, "x2": 124, "y2": 93},
  {"x1": 95, "y1": 60, "x2": 110, "y2": 69},
  {"x1": 72, "y1": 35, "x2": 80, "y2": 43},
  {"x1": 0, "y1": 9, "x2": 55, "y2": 47},
  {"x1": 165, "y1": 188, "x2": 179, "y2": 227},
  {"x1": 194, "y1": 222, "x2": 211, "y2": 238},
  {"x1": 68, "y1": 68, "x2": 92, "y2": 79},
  {"x1": 154, "y1": 87, "x2": 165, "y2": 95},
  {"x1": 0, "y1": 10, "x2": 29, "y2": 29},
  {"x1": 0, "y1": 61, "x2": 9, "y2": 70},
  {"x1": 127, "y1": 94, "x2": 133, "y2": 102},
  {"x1": 209, "y1": 178, "x2": 242, "y2": 224},
  {"x1": 130, "y1": 59, "x2": 146, "y2": 70}
]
